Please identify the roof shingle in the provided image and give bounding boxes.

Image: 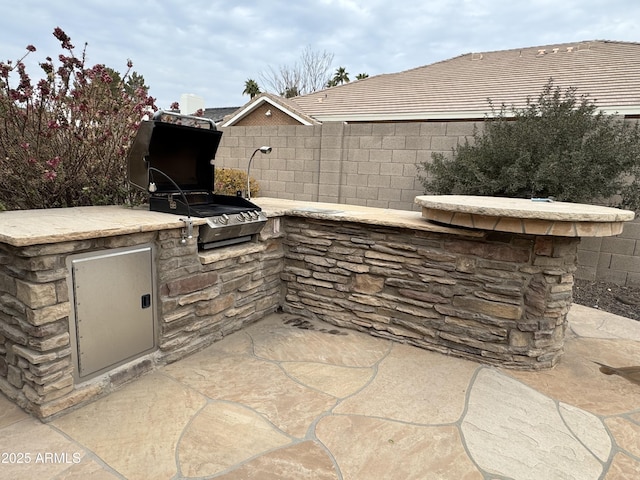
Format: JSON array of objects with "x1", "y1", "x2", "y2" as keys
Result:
[{"x1": 290, "y1": 40, "x2": 640, "y2": 122}]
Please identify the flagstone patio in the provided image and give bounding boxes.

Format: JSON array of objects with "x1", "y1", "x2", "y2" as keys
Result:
[{"x1": 1, "y1": 304, "x2": 639, "y2": 479}]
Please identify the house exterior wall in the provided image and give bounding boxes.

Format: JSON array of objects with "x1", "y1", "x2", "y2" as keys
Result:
[
  {"x1": 214, "y1": 121, "x2": 639, "y2": 286},
  {"x1": 232, "y1": 103, "x2": 304, "y2": 127}
]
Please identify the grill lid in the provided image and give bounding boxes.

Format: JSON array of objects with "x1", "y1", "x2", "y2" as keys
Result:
[{"x1": 127, "y1": 111, "x2": 223, "y2": 193}]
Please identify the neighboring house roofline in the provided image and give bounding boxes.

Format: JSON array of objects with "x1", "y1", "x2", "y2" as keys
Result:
[
  {"x1": 290, "y1": 40, "x2": 640, "y2": 123},
  {"x1": 221, "y1": 93, "x2": 317, "y2": 127},
  {"x1": 314, "y1": 105, "x2": 640, "y2": 123}
]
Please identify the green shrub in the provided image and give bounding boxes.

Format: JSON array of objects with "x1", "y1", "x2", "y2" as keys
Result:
[
  {"x1": 418, "y1": 81, "x2": 640, "y2": 212},
  {"x1": 214, "y1": 167, "x2": 260, "y2": 197}
]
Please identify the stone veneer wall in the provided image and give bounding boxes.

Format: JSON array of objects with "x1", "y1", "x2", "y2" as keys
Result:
[
  {"x1": 0, "y1": 210, "x2": 586, "y2": 418},
  {"x1": 280, "y1": 217, "x2": 579, "y2": 370},
  {"x1": 157, "y1": 222, "x2": 284, "y2": 365},
  {"x1": 0, "y1": 220, "x2": 283, "y2": 419}
]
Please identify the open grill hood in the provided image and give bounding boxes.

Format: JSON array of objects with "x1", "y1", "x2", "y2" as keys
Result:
[{"x1": 127, "y1": 111, "x2": 267, "y2": 249}]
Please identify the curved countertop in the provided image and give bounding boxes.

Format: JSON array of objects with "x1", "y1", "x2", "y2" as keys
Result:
[
  {"x1": 416, "y1": 195, "x2": 635, "y2": 237},
  {"x1": 416, "y1": 195, "x2": 635, "y2": 222}
]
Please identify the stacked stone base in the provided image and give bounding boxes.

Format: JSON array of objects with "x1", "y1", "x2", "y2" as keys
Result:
[
  {"x1": 0, "y1": 220, "x2": 283, "y2": 419},
  {"x1": 281, "y1": 218, "x2": 578, "y2": 370},
  {"x1": 0, "y1": 210, "x2": 581, "y2": 420}
]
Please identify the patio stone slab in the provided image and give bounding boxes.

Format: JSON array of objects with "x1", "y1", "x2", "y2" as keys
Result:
[
  {"x1": 3, "y1": 309, "x2": 638, "y2": 479},
  {"x1": 247, "y1": 314, "x2": 391, "y2": 367},
  {"x1": 212, "y1": 329, "x2": 255, "y2": 354},
  {"x1": 604, "y1": 417, "x2": 640, "y2": 458},
  {"x1": 462, "y1": 368, "x2": 605, "y2": 480},
  {"x1": 51, "y1": 373, "x2": 207, "y2": 480},
  {"x1": 281, "y1": 362, "x2": 374, "y2": 398},
  {"x1": 0, "y1": 417, "x2": 89, "y2": 479},
  {"x1": 606, "y1": 453, "x2": 640, "y2": 478},
  {"x1": 558, "y1": 402, "x2": 612, "y2": 462},
  {"x1": 178, "y1": 402, "x2": 291, "y2": 477},
  {"x1": 52, "y1": 458, "x2": 121, "y2": 479},
  {"x1": 316, "y1": 415, "x2": 482, "y2": 479},
  {"x1": 507, "y1": 337, "x2": 640, "y2": 416},
  {"x1": 0, "y1": 392, "x2": 29, "y2": 428},
  {"x1": 568, "y1": 304, "x2": 640, "y2": 341},
  {"x1": 334, "y1": 343, "x2": 478, "y2": 424},
  {"x1": 214, "y1": 441, "x2": 339, "y2": 480},
  {"x1": 163, "y1": 352, "x2": 336, "y2": 437}
]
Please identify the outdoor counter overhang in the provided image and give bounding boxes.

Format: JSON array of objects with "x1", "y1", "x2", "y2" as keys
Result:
[{"x1": 415, "y1": 195, "x2": 635, "y2": 237}]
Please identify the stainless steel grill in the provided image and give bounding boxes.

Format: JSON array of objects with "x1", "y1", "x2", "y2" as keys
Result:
[{"x1": 127, "y1": 111, "x2": 266, "y2": 249}]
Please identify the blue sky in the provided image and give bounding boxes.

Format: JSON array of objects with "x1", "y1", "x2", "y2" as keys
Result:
[{"x1": 2, "y1": 0, "x2": 638, "y2": 110}]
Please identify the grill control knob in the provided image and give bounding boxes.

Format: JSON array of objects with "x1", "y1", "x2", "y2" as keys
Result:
[
  {"x1": 219, "y1": 214, "x2": 229, "y2": 225},
  {"x1": 236, "y1": 214, "x2": 245, "y2": 222}
]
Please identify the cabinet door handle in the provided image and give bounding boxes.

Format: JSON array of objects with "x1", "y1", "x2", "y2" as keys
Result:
[{"x1": 141, "y1": 294, "x2": 151, "y2": 309}]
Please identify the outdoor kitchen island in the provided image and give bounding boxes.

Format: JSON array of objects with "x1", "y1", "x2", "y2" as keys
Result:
[{"x1": 0, "y1": 196, "x2": 633, "y2": 419}]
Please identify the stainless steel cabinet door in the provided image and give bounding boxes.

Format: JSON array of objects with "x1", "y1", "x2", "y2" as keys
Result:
[{"x1": 71, "y1": 246, "x2": 155, "y2": 379}]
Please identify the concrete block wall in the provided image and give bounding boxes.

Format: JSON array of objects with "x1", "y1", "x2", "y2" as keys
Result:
[
  {"x1": 577, "y1": 217, "x2": 640, "y2": 286},
  {"x1": 216, "y1": 121, "x2": 480, "y2": 211}
]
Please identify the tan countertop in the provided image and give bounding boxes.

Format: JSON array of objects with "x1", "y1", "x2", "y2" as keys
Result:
[
  {"x1": 1, "y1": 196, "x2": 634, "y2": 247},
  {"x1": 416, "y1": 195, "x2": 636, "y2": 237},
  {"x1": 0, "y1": 205, "x2": 200, "y2": 247},
  {"x1": 415, "y1": 195, "x2": 635, "y2": 222},
  {"x1": 0, "y1": 198, "x2": 482, "y2": 247},
  {"x1": 251, "y1": 197, "x2": 483, "y2": 236}
]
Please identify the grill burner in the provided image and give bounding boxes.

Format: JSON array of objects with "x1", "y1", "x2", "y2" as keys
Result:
[{"x1": 127, "y1": 111, "x2": 267, "y2": 248}]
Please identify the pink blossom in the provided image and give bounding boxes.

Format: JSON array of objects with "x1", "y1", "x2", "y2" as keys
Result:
[
  {"x1": 39, "y1": 62, "x2": 53, "y2": 75},
  {"x1": 26, "y1": 45, "x2": 36, "y2": 52},
  {"x1": 53, "y1": 27, "x2": 74, "y2": 50},
  {"x1": 170, "y1": 101, "x2": 179, "y2": 111},
  {"x1": 19, "y1": 142, "x2": 30, "y2": 150},
  {"x1": 46, "y1": 156, "x2": 61, "y2": 168},
  {"x1": 44, "y1": 170, "x2": 57, "y2": 181},
  {"x1": 37, "y1": 79, "x2": 50, "y2": 95}
]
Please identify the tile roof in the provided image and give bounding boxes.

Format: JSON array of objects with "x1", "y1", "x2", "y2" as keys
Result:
[
  {"x1": 203, "y1": 107, "x2": 241, "y2": 123},
  {"x1": 290, "y1": 40, "x2": 640, "y2": 122}
]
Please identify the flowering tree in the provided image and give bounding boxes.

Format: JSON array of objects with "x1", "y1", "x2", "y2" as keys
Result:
[{"x1": 0, "y1": 27, "x2": 157, "y2": 210}]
